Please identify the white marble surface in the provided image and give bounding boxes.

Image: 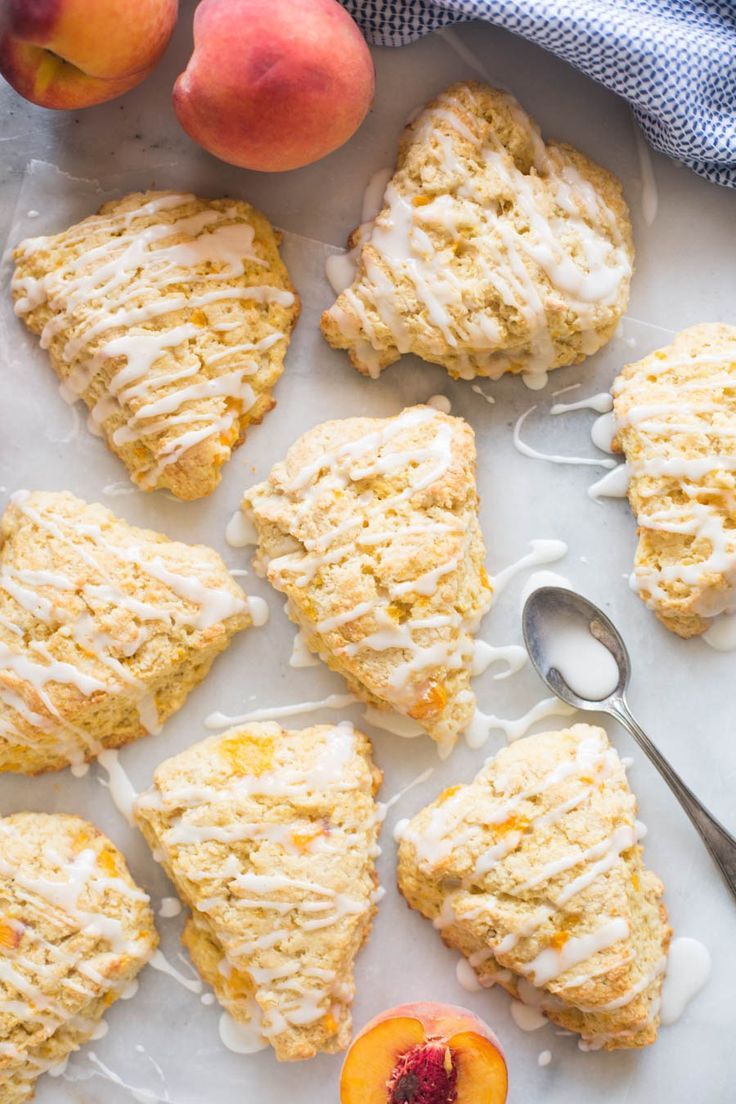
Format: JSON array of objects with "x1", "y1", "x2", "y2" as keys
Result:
[{"x1": 0, "y1": 7, "x2": 734, "y2": 1103}]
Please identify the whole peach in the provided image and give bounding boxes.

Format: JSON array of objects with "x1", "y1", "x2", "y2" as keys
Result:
[
  {"x1": 0, "y1": 0, "x2": 178, "y2": 109},
  {"x1": 173, "y1": 0, "x2": 375, "y2": 172}
]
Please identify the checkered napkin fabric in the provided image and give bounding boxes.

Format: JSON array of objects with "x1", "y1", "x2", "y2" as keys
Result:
[{"x1": 342, "y1": 0, "x2": 736, "y2": 188}]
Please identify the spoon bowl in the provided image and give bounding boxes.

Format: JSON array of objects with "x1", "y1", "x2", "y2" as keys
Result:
[
  {"x1": 522, "y1": 586, "x2": 627, "y2": 708},
  {"x1": 521, "y1": 585, "x2": 736, "y2": 903}
]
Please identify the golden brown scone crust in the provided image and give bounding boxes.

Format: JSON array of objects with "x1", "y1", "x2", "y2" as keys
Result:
[
  {"x1": 12, "y1": 191, "x2": 299, "y2": 500},
  {"x1": 613, "y1": 323, "x2": 736, "y2": 637},
  {"x1": 397, "y1": 725, "x2": 670, "y2": 1050},
  {"x1": 0, "y1": 490, "x2": 251, "y2": 774},
  {"x1": 242, "y1": 406, "x2": 492, "y2": 754},
  {"x1": 0, "y1": 812, "x2": 157, "y2": 1103},
  {"x1": 321, "y1": 82, "x2": 633, "y2": 386},
  {"x1": 135, "y1": 722, "x2": 381, "y2": 1062}
]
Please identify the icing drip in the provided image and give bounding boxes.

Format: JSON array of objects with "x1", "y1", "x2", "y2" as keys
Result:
[
  {"x1": 514, "y1": 406, "x2": 616, "y2": 469},
  {"x1": 204, "y1": 692, "x2": 357, "y2": 730},
  {"x1": 465, "y1": 697, "x2": 576, "y2": 749}
]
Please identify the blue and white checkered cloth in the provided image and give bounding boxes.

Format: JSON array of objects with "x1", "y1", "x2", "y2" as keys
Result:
[{"x1": 343, "y1": 1, "x2": 736, "y2": 188}]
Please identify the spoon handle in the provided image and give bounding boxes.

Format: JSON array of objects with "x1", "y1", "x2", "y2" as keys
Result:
[{"x1": 609, "y1": 696, "x2": 736, "y2": 899}]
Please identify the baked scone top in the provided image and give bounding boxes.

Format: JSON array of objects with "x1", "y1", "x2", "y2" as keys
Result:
[
  {"x1": 243, "y1": 405, "x2": 492, "y2": 754},
  {"x1": 135, "y1": 722, "x2": 381, "y2": 1062},
  {"x1": 0, "y1": 812, "x2": 156, "y2": 1103},
  {"x1": 397, "y1": 724, "x2": 670, "y2": 1050},
  {"x1": 321, "y1": 81, "x2": 633, "y2": 387},
  {"x1": 12, "y1": 191, "x2": 299, "y2": 500},
  {"x1": 613, "y1": 323, "x2": 736, "y2": 637},
  {"x1": 0, "y1": 490, "x2": 251, "y2": 774}
]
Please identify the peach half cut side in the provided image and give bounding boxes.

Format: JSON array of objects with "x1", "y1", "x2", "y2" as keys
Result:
[{"x1": 340, "y1": 1003, "x2": 508, "y2": 1104}]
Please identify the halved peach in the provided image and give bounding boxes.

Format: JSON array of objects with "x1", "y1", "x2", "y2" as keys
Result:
[{"x1": 340, "y1": 1002, "x2": 507, "y2": 1104}]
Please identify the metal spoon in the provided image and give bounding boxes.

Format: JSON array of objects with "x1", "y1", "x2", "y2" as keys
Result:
[{"x1": 522, "y1": 586, "x2": 736, "y2": 902}]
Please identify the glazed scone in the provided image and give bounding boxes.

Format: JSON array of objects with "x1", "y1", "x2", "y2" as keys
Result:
[
  {"x1": 321, "y1": 82, "x2": 633, "y2": 388},
  {"x1": 612, "y1": 323, "x2": 736, "y2": 637},
  {"x1": 242, "y1": 406, "x2": 492, "y2": 755},
  {"x1": 0, "y1": 490, "x2": 253, "y2": 774},
  {"x1": 12, "y1": 191, "x2": 299, "y2": 500},
  {"x1": 0, "y1": 812, "x2": 157, "y2": 1103},
  {"x1": 134, "y1": 721, "x2": 381, "y2": 1062},
  {"x1": 397, "y1": 725, "x2": 670, "y2": 1050}
]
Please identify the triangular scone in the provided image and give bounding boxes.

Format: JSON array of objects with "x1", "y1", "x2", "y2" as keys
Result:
[
  {"x1": 0, "y1": 812, "x2": 157, "y2": 1104},
  {"x1": 134, "y1": 722, "x2": 381, "y2": 1062},
  {"x1": 321, "y1": 82, "x2": 633, "y2": 387},
  {"x1": 0, "y1": 490, "x2": 252, "y2": 774},
  {"x1": 397, "y1": 725, "x2": 670, "y2": 1050},
  {"x1": 12, "y1": 191, "x2": 299, "y2": 500},
  {"x1": 612, "y1": 323, "x2": 736, "y2": 637},
  {"x1": 242, "y1": 406, "x2": 492, "y2": 755}
]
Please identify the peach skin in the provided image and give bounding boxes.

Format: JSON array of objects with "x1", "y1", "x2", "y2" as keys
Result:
[
  {"x1": 0, "y1": 0, "x2": 178, "y2": 109},
  {"x1": 173, "y1": 0, "x2": 375, "y2": 172},
  {"x1": 340, "y1": 1002, "x2": 508, "y2": 1104}
]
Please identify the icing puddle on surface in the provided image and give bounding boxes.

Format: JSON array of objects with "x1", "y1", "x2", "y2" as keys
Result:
[{"x1": 660, "y1": 937, "x2": 711, "y2": 1025}]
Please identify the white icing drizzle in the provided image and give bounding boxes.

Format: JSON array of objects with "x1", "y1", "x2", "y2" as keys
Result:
[
  {"x1": 13, "y1": 193, "x2": 294, "y2": 488},
  {"x1": 0, "y1": 491, "x2": 247, "y2": 767},
  {"x1": 633, "y1": 122, "x2": 659, "y2": 226},
  {"x1": 510, "y1": 999, "x2": 547, "y2": 1031},
  {"x1": 362, "y1": 706, "x2": 424, "y2": 739},
  {"x1": 426, "y1": 394, "x2": 452, "y2": 413},
  {"x1": 470, "y1": 383, "x2": 495, "y2": 406},
  {"x1": 465, "y1": 697, "x2": 576, "y2": 749},
  {"x1": 219, "y1": 1008, "x2": 268, "y2": 1054},
  {"x1": 97, "y1": 749, "x2": 138, "y2": 826},
  {"x1": 703, "y1": 611, "x2": 736, "y2": 651},
  {"x1": 289, "y1": 630, "x2": 320, "y2": 668},
  {"x1": 138, "y1": 722, "x2": 374, "y2": 1047},
  {"x1": 148, "y1": 949, "x2": 203, "y2": 994},
  {"x1": 550, "y1": 392, "x2": 612, "y2": 416},
  {"x1": 514, "y1": 406, "x2": 617, "y2": 469},
  {"x1": 204, "y1": 692, "x2": 357, "y2": 730},
  {"x1": 471, "y1": 640, "x2": 527, "y2": 679},
  {"x1": 225, "y1": 510, "x2": 258, "y2": 548},
  {"x1": 158, "y1": 897, "x2": 182, "y2": 919},
  {"x1": 326, "y1": 86, "x2": 631, "y2": 384},
  {"x1": 613, "y1": 345, "x2": 736, "y2": 619},
  {"x1": 379, "y1": 767, "x2": 435, "y2": 816},
  {"x1": 490, "y1": 539, "x2": 568, "y2": 597},
  {"x1": 456, "y1": 957, "x2": 482, "y2": 992},
  {"x1": 247, "y1": 406, "x2": 491, "y2": 749},
  {"x1": 0, "y1": 818, "x2": 153, "y2": 1088},
  {"x1": 246, "y1": 596, "x2": 269, "y2": 627},
  {"x1": 588, "y1": 463, "x2": 630, "y2": 501},
  {"x1": 362, "y1": 167, "x2": 394, "y2": 223}
]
